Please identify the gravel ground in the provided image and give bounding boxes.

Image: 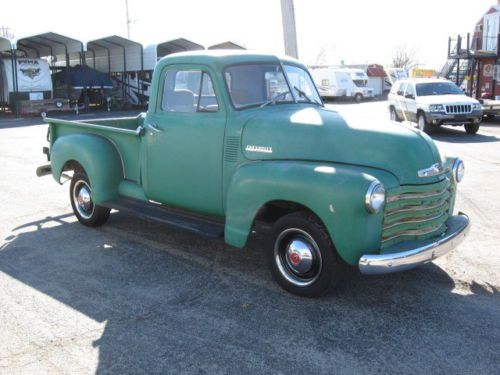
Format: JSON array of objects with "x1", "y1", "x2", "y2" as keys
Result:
[{"x1": 0, "y1": 103, "x2": 499, "y2": 375}]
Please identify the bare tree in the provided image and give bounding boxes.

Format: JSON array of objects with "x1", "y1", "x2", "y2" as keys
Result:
[
  {"x1": 315, "y1": 46, "x2": 328, "y2": 65},
  {"x1": 311, "y1": 44, "x2": 335, "y2": 67},
  {"x1": 392, "y1": 46, "x2": 419, "y2": 70}
]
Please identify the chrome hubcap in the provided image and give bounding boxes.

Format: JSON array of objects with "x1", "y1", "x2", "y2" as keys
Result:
[
  {"x1": 274, "y1": 228, "x2": 322, "y2": 287},
  {"x1": 390, "y1": 109, "x2": 396, "y2": 120},
  {"x1": 285, "y1": 239, "x2": 314, "y2": 274},
  {"x1": 73, "y1": 180, "x2": 94, "y2": 219}
]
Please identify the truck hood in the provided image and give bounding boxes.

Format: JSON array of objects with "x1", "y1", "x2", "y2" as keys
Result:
[
  {"x1": 242, "y1": 106, "x2": 442, "y2": 185},
  {"x1": 417, "y1": 94, "x2": 479, "y2": 105}
]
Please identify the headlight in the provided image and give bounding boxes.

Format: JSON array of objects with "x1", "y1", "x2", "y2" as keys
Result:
[
  {"x1": 429, "y1": 104, "x2": 445, "y2": 112},
  {"x1": 452, "y1": 159, "x2": 465, "y2": 183},
  {"x1": 365, "y1": 180, "x2": 385, "y2": 214},
  {"x1": 472, "y1": 103, "x2": 482, "y2": 111}
]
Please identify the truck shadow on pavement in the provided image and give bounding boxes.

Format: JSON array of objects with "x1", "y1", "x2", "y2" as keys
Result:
[{"x1": 1, "y1": 213, "x2": 499, "y2": 374}]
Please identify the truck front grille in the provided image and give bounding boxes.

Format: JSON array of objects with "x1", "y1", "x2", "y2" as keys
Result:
[
  {"x1": 445, "y1": 104, "x2": 471, "y2": 114},
  {"x1": 382, "y1": 178, "x2": 452, "y2": 248}
]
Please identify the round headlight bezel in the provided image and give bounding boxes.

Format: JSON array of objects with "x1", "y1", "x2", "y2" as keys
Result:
[
  {"x1": 452, "y1": 158, "x2": 465, "y2": 183},
  {"x1": 365, "y1": 180, "x2": 386, "y2": 214}
]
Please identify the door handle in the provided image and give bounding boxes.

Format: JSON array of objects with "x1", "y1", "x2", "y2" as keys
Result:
[{"x1": 147, "y1": 123, "x2": 162, "y2": 133}]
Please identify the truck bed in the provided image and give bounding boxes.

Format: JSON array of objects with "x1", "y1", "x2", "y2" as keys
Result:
[{"x1": 45, "y1": 114, "x2": 145, "y2": 182}]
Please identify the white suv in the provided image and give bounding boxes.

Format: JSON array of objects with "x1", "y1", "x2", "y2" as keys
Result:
[{"x1": 388, "y1": 78, "x2": 482, "y2": 134}]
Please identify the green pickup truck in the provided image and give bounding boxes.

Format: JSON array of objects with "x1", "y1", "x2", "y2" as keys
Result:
[{"x1": 37, "y1": 51, "x2": 470, "y2": 296}]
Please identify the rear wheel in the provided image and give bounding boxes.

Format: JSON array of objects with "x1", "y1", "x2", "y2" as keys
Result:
[
  {"x1": 269, "y1": 212, "x2": 344, "y2": 297},
  {"x1": 70, "y1": 172, "x2": 110, "y2": 227},
  {"x1": 417, "y1": 112, "x2": 434, "y2": 134},
  {"x1": 465, "y1": 122, "x2": 480, "y2": 135},
  {"x1": 390, "y1": 106, "x2": 401, "y2": 122}
]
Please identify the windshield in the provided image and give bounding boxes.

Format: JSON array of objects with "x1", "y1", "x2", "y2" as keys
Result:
[
  {"x1": 283, "y1": 64, "x2": 322, "y2": 104},
  {"x1": 224, "y1": 63, "x2": 321, "y2": 109},
  {"x1": 416, "y1": 82, "x2": 463, "y2": 96}
]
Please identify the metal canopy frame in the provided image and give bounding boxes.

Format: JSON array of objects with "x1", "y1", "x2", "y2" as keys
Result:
[
  {"x1": 0, "y1": 37, "x2": 18, "y2": 112},
  {"x1": 87, "y1": 35, "x2": 144, "y2": 104},
  {"x1": 156, "y1": 38, "x2": 204, "y2": 57},
  {"x1": 143, "y1": 38, "x2": 204, "y2": 71},
  {"x1": 16, "y1": 32, "x2": 87, "y2": 109},
  {"x1": 208, "y1": 41, "x2": 246, "y2": 50}
]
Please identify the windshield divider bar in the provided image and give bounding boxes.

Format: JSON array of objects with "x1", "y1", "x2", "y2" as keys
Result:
[{"x1": 280, "y1": 62, "x2": 298, "y2": 103}]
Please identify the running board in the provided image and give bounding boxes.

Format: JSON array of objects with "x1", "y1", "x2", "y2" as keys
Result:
[{"x1": 102, "y1": 197, "x2": 225, "y2": 238}]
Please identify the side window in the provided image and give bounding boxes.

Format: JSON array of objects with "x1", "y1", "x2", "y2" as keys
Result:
[
  {"x1": 397, "y1": 81, "x2": 407, "y2": 96},
  {"x1": 161, "y1": 69, "x2": 219, "y2": 113},
  {"x1": 405, "y1": 83, "x2": 415, "y2": 97}
]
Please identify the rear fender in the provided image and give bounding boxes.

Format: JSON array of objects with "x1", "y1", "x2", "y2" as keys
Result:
[{"x1": 50, "y1": 133, "x2": 123, "y2": 204}]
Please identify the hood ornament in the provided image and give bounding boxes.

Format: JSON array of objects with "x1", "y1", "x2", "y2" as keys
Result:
[{"x1": 418, "y1": 163, "x2": 443, "y2": 178}]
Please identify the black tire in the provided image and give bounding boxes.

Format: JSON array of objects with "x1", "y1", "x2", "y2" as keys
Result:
[
  {"x1": 354, "y1": 93, "x2": 363, "y2": 103},
  {"x1": 417, "y1": 112, "x2": 434, "y2": 134},
  {"x1": 269, "y1": 211, "x2": 345, "y2": 297},
  {"x1": 465, "y1": 122, "x2": 480, "y2": 135},
  {"x1": 390, "y1": 106, "x2": 401, "y2": 122},
  {"x1": 70, "y1": 172, "x2": 110, "y2": 227}
]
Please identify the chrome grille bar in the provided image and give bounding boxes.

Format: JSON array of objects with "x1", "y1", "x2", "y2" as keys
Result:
[
  {"x1": 382, "y1": 223, "x2": 446, "y2": 243},
  {"x1": 383, "y1": 212, "x2": 447, "y2": 231},
  {"x1": 445, "y1": 104, "x2": 472, "y2": 114}
]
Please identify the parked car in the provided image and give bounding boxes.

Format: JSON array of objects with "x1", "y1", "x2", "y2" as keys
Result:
[
  {"x1": 37, "y1": 51, "x2": 470, "y2": 297},
  {"x1": 310, "y1": 67, "x2": 374, "y2": 101},
  {"x1": 388, "y1": 78, "x2": 482, "y2": 134}
]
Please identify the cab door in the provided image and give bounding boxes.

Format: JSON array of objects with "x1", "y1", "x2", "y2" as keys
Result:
[
  {"x1": 395, "y1": 81, "x2": 408, "y2": 120},
  {"x1": 143, "y1": 65, "x2": 226, "y2": 216},
  {"x1": 403, "y1": 83, "x2": 417, "y2": 122}
]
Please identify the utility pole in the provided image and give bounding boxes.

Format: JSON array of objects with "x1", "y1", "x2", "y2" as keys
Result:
[
  {"x1": 125, "y1": 0, "x2": 131, "y2": 38},
  {"x1": 280, "y1": 0, "x2": 299, "y2": 58}
]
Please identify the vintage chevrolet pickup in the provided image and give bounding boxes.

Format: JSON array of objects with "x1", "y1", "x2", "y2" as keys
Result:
[{"x1": 37, "y1": 51, "x2": 470, "y2": 296}]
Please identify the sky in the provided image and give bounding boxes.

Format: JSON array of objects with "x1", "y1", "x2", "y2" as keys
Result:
[{"x1": 0, "y1": 0, "x2": 496, "y2": 69}]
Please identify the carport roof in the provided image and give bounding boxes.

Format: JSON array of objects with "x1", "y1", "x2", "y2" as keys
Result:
[
  {"x1": 0, "y1": 36, "x2": 15, "y2": 52},
  {"x1": 87, "y1": 35, "x2": 142, "y2": 51},
  {"x1": 16, "y1": 32, "x2": 84, "y2": 58},
  {"x1": 367, "y1": 66, "x2": 386, "y2": 77},
  {"x1": 208, "y1": 41, "x2": 245, "y2": 50},
  {"x1": 156, "y1": 38, "x2": 204, "y2": 55},
  {"x1": 86, "y1": 35, "x2": 143, "y2": 72}
]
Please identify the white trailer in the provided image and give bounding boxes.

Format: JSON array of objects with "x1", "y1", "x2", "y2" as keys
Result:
[
  {"x1": 0, "y1": 56, "x2": 70, "y2": 114},
  {"x1": 309, "y1": 67, "x2": 374, "y2": 101}
]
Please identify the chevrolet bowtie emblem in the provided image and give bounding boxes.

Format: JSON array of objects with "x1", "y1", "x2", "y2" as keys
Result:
[{"x1": 418, "y1": 163, "x2": 443, "y2": 178}]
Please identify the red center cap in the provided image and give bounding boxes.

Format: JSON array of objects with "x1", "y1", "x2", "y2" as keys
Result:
[{"x1": 289, "y1": 252, "x2": 301, "y2": 266}]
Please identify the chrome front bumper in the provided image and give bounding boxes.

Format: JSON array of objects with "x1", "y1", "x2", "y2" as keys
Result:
[{"x1": 358, "y1": 213, "x2": 470, "y2": 275}]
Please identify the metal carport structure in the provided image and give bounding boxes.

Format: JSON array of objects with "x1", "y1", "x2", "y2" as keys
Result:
[
  {"x1": 16, "y1": 32, "x2": 86, "y2": 108},
  {"x1": 86, "y1": 35, "x2": 144, "y2": 105},
  {"x1": 0, "y1": 36, "x2": 18, "y2": 112},
  {"x1": 208, "y1": 41, "x2": 246, "y2": 50},
  {"x1": 143, "y1": 38, "x2": 204, "y2": 70}
]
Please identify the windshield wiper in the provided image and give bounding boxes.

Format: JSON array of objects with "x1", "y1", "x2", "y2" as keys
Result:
[
  {"x1": 260, "y1": 91, "x2": 290, "y2": 108},
  {"x1": 294, "y1": 86, "x2": 321, "y2": 106}
]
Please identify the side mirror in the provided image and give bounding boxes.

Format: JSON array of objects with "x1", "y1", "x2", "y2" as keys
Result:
[{"x1": 405, "y1": 93, "x2": 415, "y2": 100}]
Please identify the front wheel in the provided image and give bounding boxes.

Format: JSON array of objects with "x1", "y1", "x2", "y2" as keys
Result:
[
  {"x1": 417, "y1": 112, "x2": 434, "y2": 134},
  {"x1": 70, "y1": 172, "x2": 110, "y2": 227},
  {"x1": 354, "y1": 93, "x2": 363, "y2": 103},
  {"x1": 465, "y1": 122, "x2": 480, "y2": 135},
  {"x1": 390, "y1": 106, "x2": 401, "y2": 122},
  {"x1": 269, "y1": 212, "x2": 344, "y2": 297}
]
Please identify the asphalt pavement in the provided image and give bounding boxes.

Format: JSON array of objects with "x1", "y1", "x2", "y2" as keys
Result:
[{"x1": 0, "y1": 102, "x2": 499, "y2": 374}]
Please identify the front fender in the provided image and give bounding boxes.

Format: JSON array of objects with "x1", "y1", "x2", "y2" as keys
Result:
[
  {"x1": 50, "y1": 133, "x2": 123, "y2": 204},
  {"x1": 225, "y1": 161, "x2": 398, "y2": 265}
]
